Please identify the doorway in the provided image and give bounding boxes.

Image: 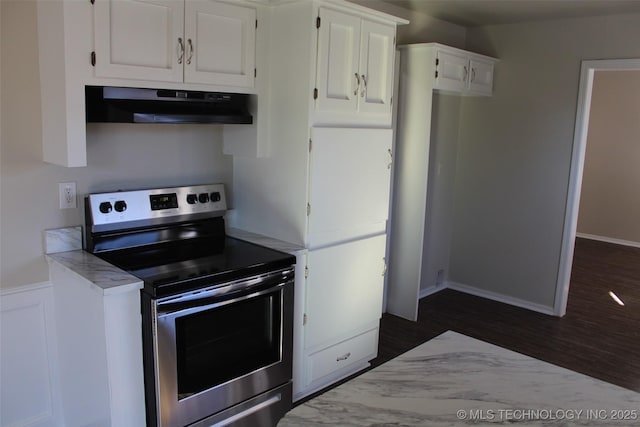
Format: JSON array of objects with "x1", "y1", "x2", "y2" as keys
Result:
[{"x1": 555, "y1": 59, "x2": 640, "y2": 316}]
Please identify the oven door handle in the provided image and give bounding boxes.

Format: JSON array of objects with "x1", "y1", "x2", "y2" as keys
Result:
[{"x1": 156, "y1": 280, "x2": 289, "y2": 318}]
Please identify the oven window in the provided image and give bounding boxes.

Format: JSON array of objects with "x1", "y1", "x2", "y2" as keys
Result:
[{"x1": 175, "y1": 291, "x2": 282, "y2": 399}]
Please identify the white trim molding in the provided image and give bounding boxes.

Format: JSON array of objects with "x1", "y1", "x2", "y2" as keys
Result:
[
  {"x1": 442, "y1": 281, "x2": 557, "y2": 316},
  {"x1": 418, "y1": 284, "x2": 447, "y2": 300},
  {"x1": 556, "y1": 58, "x2": 640, "y2": 318},
  {"x1": 576, "y1": 233, "x2": 640, "y2": 249}
]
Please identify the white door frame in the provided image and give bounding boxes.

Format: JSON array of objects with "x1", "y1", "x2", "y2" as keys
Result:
[{"x1": 555, "y1": 58, "x2": 640, "y2": 316}]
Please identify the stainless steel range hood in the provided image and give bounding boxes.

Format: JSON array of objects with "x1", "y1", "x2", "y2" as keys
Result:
[{"x1": 85, "y1": 86, "x2": 253, "y2": 124}]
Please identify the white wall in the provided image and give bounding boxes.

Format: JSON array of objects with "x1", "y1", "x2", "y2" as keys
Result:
[
  {"x1": 577, "y1": 70, "x2": 640, "y2": 245},
  {"x1": 346, "y1": 0, "x2": 466, "y2": 46},
  {"x1": 420, "y1": 93, "x2": 461, "y2": 291},
  {"x1": 451, "y1": 14, "x2": 640, "y2": 308},
  {"x1": 0, "y1": 0, "x2": 234, "y2": 290}
]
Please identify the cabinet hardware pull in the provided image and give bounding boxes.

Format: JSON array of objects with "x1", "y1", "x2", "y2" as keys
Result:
[
  {"x1": 187, "y1": 38, "x2": 193, "y2": 65},
  {"x1": 354, "y1": 73, "x2": 360, "y2": 96},
  {"x1": 336, "y1": 352, "x2": 351, "y2": 362},
  {"x1": 463, "y1": 66, "x2": 468, "y2": 82},
  {"x1": 387, "y1": 148, "x2": 393, "y2": 169},
  {"x1": 471, "y1": 67, "x2": 476, "y2": 83},
  {"x1": 361, "y1": 74, "x2": 367, "y2": 97},
  {"x1": 382, "y1": 257, "x2": 387, "y2": 276},
  {"x1": 177, "y1": 37, "x2": 184, "y2": 64}
]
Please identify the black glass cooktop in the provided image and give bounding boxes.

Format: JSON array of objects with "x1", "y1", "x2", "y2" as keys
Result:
[{"x1": 96, "y1": 236, "x2": 295, "y2": 298}]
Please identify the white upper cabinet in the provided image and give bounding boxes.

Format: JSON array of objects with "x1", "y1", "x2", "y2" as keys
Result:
[
  {"x1": 93, "y1": 0, "x2": 184, "y2": 82},
  {"x1": 467, "y1": 58, "x2": 494, "y2": 94},
  {"x1": 314, "y1": 8, "x2": 361, "y2": 115},
  {"x1": 184, "y1": 1, "x2": 256, "y2": 87},
  {"x1": 358, "y1": 20, "x2": 395, "y2": 115},
  {"x1": 433, "y1": 44, "x2": 496, "y2": 96},
  {"x1": 314, "y1": 7, "x2": 396, "y2": 126},
  {"x1": 94, "y1": 0, "x2": 256, "y2": 88}
]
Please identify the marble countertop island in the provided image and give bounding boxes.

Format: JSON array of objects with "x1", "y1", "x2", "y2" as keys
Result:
[{"x1": 279, "y1": 331, "x2": 639, "y2": 426}]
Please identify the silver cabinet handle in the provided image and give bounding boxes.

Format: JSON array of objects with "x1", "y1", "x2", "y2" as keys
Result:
[
  {"x1": 382, "y1": 257, "x2": 387, "y2": 276},
  {"x1": 354, "y1": 73, "x2": 360, "y2": 96},
  {"x1": 471, "y1": 67, "x2": 476, "y2": 82},
  {"x1": 387, "y1": 148, "x2": 393, "y2": 169},
  {"x1": 336, "y1": 352, "x2": 351, "y2": 362},
  {"x1": 186, "y1": 38, "x2": 193, "y2": 65},
  {"x1": 463, "y1": 66, "x2": 468, "y2": 82},
  {"x1": 361, "y1": 74, "x2": 367, "y2": 97},
  {"x1": 177, "y1": 37, "x2": 184, "y2": 64}
]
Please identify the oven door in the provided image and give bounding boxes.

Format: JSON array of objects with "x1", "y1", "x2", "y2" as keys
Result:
[{"x1": 150, "y1": 268, "x2": 294, "y2": 427}]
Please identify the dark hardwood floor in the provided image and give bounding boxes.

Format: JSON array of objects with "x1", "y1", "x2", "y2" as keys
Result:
[{"x1": 373, "y1": 237, "x2": 640, "y2": 393}]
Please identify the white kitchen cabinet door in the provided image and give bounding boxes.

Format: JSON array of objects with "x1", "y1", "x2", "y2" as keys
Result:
[
  {"x1": 307, "y1": 128, "x2": 392, "y2": 248},
  {"x1": 468, "y1": 58, "x2": 494, "y2": 95},
  {"x1": 184, "y1": 1, "x2": 256, "y2": 87},
  {"x1": 94, "y1": 0, "x2": 184, "y2": 82},
  {"x1": 434, "y1": 48, "x2": 468, "y2": 93},
  {"x1": 315, "y1": 8, "x2": 361, "y2": 115},
  {"x1": 304, "y1": 234, "x2": 387, "y2": 349},
  {"x1": 358, "y1": 20, "x2": 395, "y2": 116}
]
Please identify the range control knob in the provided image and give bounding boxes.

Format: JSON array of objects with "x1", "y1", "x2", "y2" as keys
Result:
[
  {"x1": 210, "y1": 192, "x2": 221, "y2": 202},
  {"x1": 114, "y1": 200, "x2": 127, "y2": 212},
  {"x1": 186, "y1": 194, "x2": 198, "y2": 204},
  {"x1": 99, "y1": 202, "x2": 113, "y2": 214},
  {"x1": 198, "y1": 193, "x2": 210, "y2": 203}
]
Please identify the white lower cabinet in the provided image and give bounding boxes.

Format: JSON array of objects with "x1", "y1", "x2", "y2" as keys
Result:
[
  {"x1": 306, "y1": 328, "x2": 378, "y2": 386},
  {"x1": 297, "y1": 234, "x2": 386, "y2": 398}
]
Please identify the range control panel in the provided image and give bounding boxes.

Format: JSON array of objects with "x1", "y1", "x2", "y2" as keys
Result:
[{"x1": 87, "y1": 184, "x2": 227, "y2": 231}]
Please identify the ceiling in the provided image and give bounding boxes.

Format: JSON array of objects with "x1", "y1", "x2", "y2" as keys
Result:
[{"x1": 380, "y1": 0, "x2": 640, "y2": 27}]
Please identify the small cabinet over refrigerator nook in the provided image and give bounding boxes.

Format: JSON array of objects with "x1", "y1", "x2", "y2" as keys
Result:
[{"x1": 432, "y1": 43, "x2": 496, "y2": 96}]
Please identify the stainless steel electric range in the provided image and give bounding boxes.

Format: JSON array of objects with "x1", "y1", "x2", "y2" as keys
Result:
[{"x1": 84, "y1": 184, "x2": 295, "y2": 427}]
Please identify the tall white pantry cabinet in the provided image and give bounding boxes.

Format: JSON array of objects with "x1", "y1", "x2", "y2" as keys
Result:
[{"x1": 231, "y1": 1, "x2": 406, "y2": 400}]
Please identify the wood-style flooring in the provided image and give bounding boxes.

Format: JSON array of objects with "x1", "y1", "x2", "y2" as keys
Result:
[{"x1": 374, "y1": 237, "x2": 640, "y2": 392}]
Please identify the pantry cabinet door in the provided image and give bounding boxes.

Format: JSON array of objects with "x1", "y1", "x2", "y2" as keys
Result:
[
  {"x1": 315, "y1": 8, "x2": 361, "y2": 115},
  {"x1": 94, "y1": 0, "x2": 184, "y2": 82},
  {"x1": 358, "y1": 20, "x2": 395, "y2": 116},
  {"x1": 307, "y1": 128, "x2": 392, "y2": 248},
  {"x1": 184, "y1": 0, "x2": 256, "y2": 88},
  {"x1": 468, "y1": 58, "x2": 494, "y2": 95},
  {"x1": 434, "y1": 48, "x2": 468, "y2": 93},
  {"x1": 304, "y1": 235, "x2": 387, "y2": 349}
]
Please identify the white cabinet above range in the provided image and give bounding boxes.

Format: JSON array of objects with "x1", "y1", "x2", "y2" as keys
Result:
[
  {"x1": 93, "y1": 0, "x2": 256, "y2": 88},
  {"x1": 36, "y1": 0, "x2": 262, "y2": 167}
]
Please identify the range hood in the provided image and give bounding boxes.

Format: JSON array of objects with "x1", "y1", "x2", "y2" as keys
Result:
[{"x1": 85, "y1": 86, "x2": 253, "y2": 124}]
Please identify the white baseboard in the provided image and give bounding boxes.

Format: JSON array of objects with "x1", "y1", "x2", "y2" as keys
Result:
[
  {"x1": 576, "y1": 233, "x2": 640, "y2": 249},
  {"x1": 418, "y1": 283, "x2": 447, "y2": 299},
  {"x1": 445, "y1": 281, "x2": 557, "y2": 316}
]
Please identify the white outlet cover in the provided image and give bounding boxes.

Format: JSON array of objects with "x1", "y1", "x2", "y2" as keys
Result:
[{"x1": 59, "y1": 182, "x2": 77, "y2": 209}]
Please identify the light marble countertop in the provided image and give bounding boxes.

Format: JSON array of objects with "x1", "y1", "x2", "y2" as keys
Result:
[
  {"x1": 227, "y1": 227, "x2": 306, "y2": 255},
  {"x1": 46, "y1": 251, "x2": 142, "y2": 296},
  {"x1": 44, "y1": 226, "x2": 300, "y2": 296},
  {"x1": 279, "y1": 331, "x2": 640, "y2": 426}
]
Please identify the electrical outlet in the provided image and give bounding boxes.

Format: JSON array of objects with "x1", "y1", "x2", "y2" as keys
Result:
[{"x1": 59, "y1": 182, "x2": 77, "y2": 209}]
